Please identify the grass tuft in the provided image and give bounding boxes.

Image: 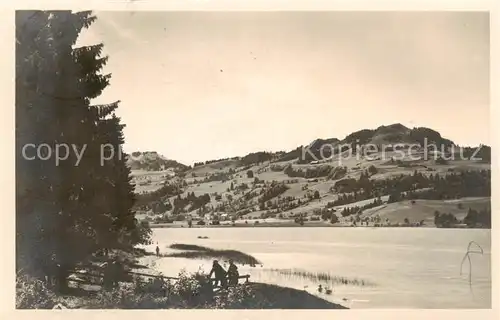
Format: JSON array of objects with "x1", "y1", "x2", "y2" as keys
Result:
[{"x1": 265, "y1": 268, "x2": 375, "y2": 287}]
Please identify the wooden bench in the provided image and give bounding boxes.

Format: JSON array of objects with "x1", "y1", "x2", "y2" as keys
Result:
[
  {"x1": 127, "y1": 271, "x2": 250, "y2": 285},
  {"x1": 127, "y1": 271, "x2": 179, "y2": 281}
]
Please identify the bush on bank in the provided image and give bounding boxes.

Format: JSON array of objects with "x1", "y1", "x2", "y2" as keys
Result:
[
  {"x1": 16, "y1": 270, "x2": 260, "y2": 309},
  {"x1": 16, "y1": 273, "x2": 57, "y2": 309}
]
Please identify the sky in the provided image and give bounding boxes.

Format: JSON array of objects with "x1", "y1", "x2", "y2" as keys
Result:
[{"x1": 76, "y1": 11, "x2": 490, "y2": 165}]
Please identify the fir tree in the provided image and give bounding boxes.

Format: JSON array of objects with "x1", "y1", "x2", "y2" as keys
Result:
[{"x1": 16, "y1": 11, "x2": 150, "y2": 288}]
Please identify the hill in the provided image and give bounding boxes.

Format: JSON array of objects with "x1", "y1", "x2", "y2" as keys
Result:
[
  {"x1": 130, "y1": 124, "x2": 491, "y2": 228},
  {"x1": 126, "y1": 151, "x2": 189, "y2": 172},
  {"x1": 277, "y1": 123, "x2": 458, "y2": 164}
]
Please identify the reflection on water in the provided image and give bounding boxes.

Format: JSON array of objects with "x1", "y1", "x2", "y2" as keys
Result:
[{"x1": 141, "y1": 227, "x2": 491, "y2": 309}]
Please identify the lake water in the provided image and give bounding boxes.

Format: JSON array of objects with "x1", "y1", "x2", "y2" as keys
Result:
[{"x1": 143, "y1": 227, "x2": 491, "y2": 309}]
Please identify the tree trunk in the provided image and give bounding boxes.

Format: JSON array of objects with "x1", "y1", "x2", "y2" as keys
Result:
[{"x1": 55, "y1": 264, "x2": 70, "y2": 293}]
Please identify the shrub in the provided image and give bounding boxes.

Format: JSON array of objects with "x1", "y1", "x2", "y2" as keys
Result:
[
  {"x1": 330, "y1": 215, "x2": 339, "y2": 224},
  {"x1": 367, "y1": 165, "x2": 378, "y2": 175},
  {"x1": 86, "y1": 270, "x2": 260, "y2": 309},
  {"x1": 247, "y1": 170, "x2": 254, "y2": 178},
  {"x1": 16, "y1": 273, "x2": 57, "y2": 309},
  {"x1": 87, "y1": 280, "x2": 169, "y2": 309},
  {"x1": 212, "y1": 283, "x2": 258, "y2": 308}
]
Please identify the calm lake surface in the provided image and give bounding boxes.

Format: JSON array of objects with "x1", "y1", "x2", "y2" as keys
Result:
[{"x1": 146, "y1": 227, "x2": 491, "y2": 309}]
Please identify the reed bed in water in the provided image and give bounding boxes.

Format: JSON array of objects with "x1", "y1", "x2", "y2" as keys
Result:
[
  {"x1": 166, "y1": 243, "x2": 262, "y2": 265},
  {"x1": 265, "y1": 268, "x2": 375, "y2": 287},
  {"x1": 169, "y1": 244, "x2": 210, "y2": 251}
]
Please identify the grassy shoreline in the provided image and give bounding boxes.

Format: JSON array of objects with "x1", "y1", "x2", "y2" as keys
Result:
[
  {"x1": 17, "y1": 246, "x2": 347, "y2": 309},
  {"x1": 139, "y1": 247, "x2": 347, "y2": 309}
]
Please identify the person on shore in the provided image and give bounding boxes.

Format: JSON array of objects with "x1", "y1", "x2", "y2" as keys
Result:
[
  {"x1": 208, "y1": 260, "x2": 227, "y2": 288},
  {"x1": 156, "y1": 245, "x2": 160, "y2": 257},
  {"x1": 227, "y1": 260, "x2": 239, "y2": 286}
]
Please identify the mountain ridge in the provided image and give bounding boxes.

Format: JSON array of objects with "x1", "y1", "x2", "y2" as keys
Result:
[
  {"x1": 126, "y1": 151, "x2": 189, "y2": 172},
  {"x1": 128, "y1": 123, "x2": 488, "y2": 170},
  {"x1": 130, "y1": 123, "x2": 491, "y2": 229}
]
